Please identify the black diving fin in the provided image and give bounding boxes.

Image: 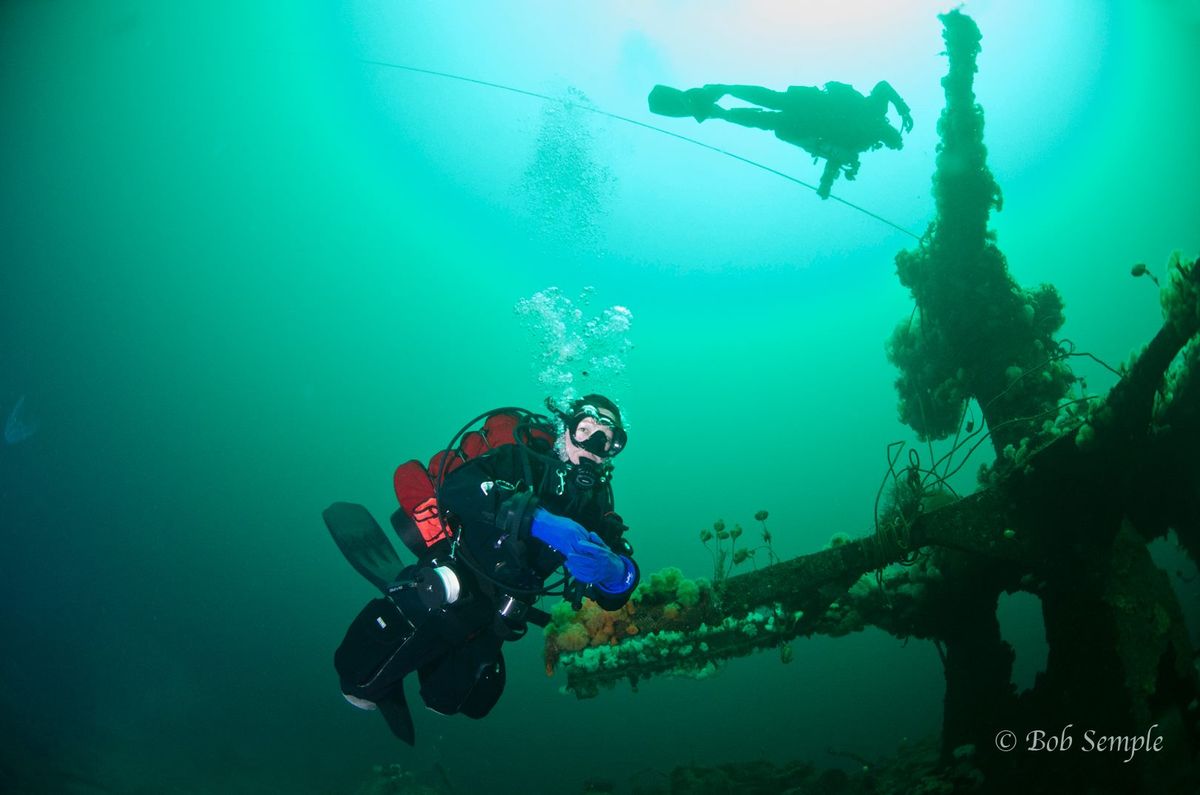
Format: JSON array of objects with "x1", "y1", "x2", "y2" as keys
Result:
[
  {"x1": 323, "y1": 501, "x2": 404, "y2": 593},
  {"x1": 648, "y1": 84, "x2": 691, "y2": 117},
  {"x1": 377, "y1": 691, "x2": 416, "y2": 746}
]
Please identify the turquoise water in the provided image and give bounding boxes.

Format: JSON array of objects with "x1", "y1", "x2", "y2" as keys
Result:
[{"x1": 2, "y1": 1, "x2": 1198, "y2": 792}]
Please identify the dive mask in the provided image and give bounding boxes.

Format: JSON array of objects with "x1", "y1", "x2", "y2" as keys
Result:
[{"x1": 567, "y1": 407, "x2": 627, "y2": 458}]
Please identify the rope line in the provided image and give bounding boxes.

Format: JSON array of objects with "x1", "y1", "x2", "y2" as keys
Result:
[{"x1": 362, "y1": 60, "x2": 923, "y2": 241}]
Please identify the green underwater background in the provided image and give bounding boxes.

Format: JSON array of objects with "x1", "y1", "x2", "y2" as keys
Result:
[{"x1": 2, "y1": 1, "x2": 1199, "y2": 793}]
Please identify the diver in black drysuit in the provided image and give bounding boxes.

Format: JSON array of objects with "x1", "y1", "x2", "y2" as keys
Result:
[
  {"x1": 333, "y1": 395, "x2": 639, "y2": 744},
  {"x1": 648, "y1": 80, "x2": 913, "y2": 198}
]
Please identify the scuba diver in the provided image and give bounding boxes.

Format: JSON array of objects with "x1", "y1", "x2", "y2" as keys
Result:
[
  {"x1": 648, "y1": 79, "x2": 913, "y2": 199},
  {"x1": 324, "y1": 395, "x2": 637, "y2": 744}
]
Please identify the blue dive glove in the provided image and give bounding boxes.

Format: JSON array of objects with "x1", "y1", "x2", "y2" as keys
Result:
[
  {"x1": 530, "y1": 508, "x2": 589, "y2": 555},
  {"x1": 565, "y1": 532, "x2": 636, "y2": 594}
]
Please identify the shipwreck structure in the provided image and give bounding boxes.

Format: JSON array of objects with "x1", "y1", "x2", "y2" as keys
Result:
[{"x1": 546, "y1": 11, "x2": 1200, "y2": 793}]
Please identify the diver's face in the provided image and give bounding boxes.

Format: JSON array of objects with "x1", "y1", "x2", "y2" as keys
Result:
[{"x1": 561, "y1": 407, "x2": 621, "y2": 465}]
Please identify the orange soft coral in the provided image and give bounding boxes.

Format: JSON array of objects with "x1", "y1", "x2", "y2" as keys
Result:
[{"x1": 556, "y1": 623, "x2": 590, "y2": 652}]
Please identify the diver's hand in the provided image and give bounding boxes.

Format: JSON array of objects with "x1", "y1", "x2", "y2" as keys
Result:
[
  {"x1": 564, "y1": 534, "x2": 635, "y2": 594},
  {"x1": 530, "y1": 509, "x2": 588, "y2": 555},
  {"x1": 900, "y1": 111, "x2": 913, "y2": 134}
]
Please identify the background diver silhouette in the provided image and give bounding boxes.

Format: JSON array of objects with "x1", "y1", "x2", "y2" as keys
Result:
[{"x1": 649, "y1": 80, "x2": 913, "y2": 198}]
